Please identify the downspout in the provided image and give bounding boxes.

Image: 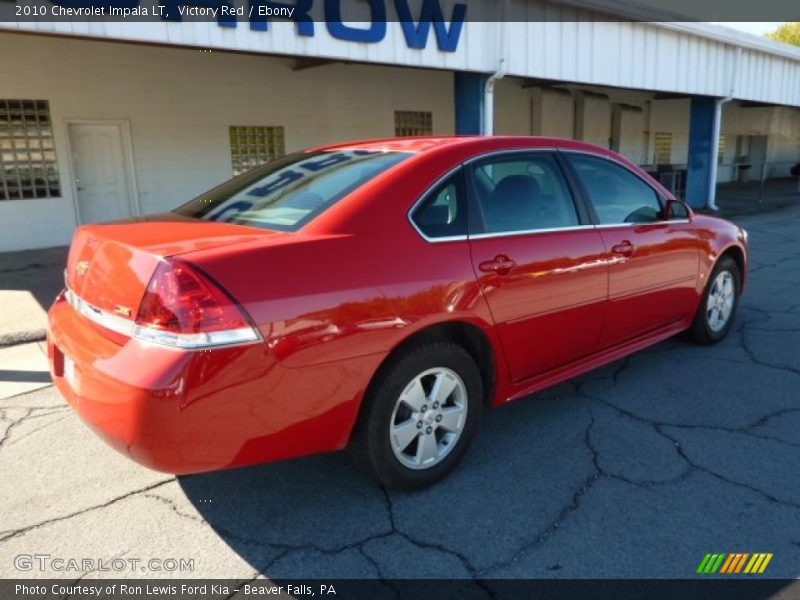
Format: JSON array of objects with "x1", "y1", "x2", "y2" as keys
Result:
[
  {"x1": 484, "y1": 59, "x2": 506, "y2": 135},
  {"x1": 708, "y1": 45, "x2": 742, "y2": 210},
  {"x1": 483, "y1": 2, "x2": 509, "y2": 135}
]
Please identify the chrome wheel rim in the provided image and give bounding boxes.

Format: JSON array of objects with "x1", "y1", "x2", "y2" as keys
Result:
[
  {"x1": 706, "y1": 270, "x2": 736, "y2": 332},
  {"x1": 389, "y1": 367, "x2": 468, "y2": 470}
]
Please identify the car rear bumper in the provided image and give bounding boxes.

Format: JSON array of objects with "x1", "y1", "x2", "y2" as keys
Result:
[{"x1": 48, "y1": 295, "x2": 380, "y2": 474}]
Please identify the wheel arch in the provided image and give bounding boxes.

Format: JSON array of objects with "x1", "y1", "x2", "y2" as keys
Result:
[
  {"x1": 368, "y1": 320, "x2": 497, "y2": 409},
  {"x1": 718, "y1": 243, "x2": 747, "y2": 290}
]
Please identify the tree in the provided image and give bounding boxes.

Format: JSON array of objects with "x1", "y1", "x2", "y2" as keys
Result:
[{"x1": 765, "y1": 23, "x2": 800, "y2": 47}]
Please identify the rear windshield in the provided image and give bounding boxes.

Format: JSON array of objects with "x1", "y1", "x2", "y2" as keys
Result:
[{"x1": 175, "y1": 149, "x2": 411, "y2": 231}]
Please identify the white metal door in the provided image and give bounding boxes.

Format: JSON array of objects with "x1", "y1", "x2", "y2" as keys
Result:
[{"x1": 68, "y1": 123, "x2": 132, "y2": 224}]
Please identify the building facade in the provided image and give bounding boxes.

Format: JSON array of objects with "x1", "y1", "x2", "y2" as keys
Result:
[{"x1": 2, "y1": 3, "x2": 800, "y2": 251}]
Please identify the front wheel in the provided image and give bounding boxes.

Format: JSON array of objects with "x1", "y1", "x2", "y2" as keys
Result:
[
  {"x1": 350, "y1": 341, "x2": 484, "y2": 491},
  {"x1": 688, "y1": 256, "x2": 741, "y2": 344}
]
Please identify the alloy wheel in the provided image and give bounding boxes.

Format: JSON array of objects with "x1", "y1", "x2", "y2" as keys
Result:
[
  {"x1": 706, "y1": 270, "x2": 736, "y2": 332},
  {"x1": 389, "y1": 367, "x2": 468, "y2": 470}
]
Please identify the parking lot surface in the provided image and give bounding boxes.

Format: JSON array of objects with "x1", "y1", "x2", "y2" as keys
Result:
[{"x1": 1, "y1": 206, "x2": 799, "y2": 585}]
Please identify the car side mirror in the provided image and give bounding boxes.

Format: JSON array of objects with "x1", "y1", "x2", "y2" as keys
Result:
[{"x1": 664, "y1": 199, "x2": 690, "y2": 221}]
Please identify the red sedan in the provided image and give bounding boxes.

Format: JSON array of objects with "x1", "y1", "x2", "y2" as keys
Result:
[{"x1": 48, "y1": 136, "x2": 748, "y2": 489}]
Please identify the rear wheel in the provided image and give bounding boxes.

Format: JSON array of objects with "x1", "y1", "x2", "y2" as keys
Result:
[
  {"x1": 350, "y1": 341, "x2": 483, "y2": 491},
  {"x1": 688, "y1": 256, "x2": 741, "y2": 344}
]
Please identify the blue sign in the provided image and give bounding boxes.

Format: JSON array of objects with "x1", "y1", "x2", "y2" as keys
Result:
[
  {"x1": 208, "y1": 0, "x2": 467, "y2": 52},
  {"x1": 49, "y1": 0, "x2": 467, "y2": 52}
]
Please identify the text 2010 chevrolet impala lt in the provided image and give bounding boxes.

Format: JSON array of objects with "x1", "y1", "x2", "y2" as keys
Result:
[{"x1": 48, "y1": 136, "x2": 748, "y2": 489}]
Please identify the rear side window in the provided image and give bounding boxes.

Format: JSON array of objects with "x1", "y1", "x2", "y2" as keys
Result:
[
  {"x1": 411, "y1": 170, "x2": 466, "y2": 239},
  {"x1": 566, "y1": 154, "x2": 663, "y2": 225},
  {"x1": 470, "y1": 153, "x2": 579, "y2": 234},
  {"x1": 176, "y1": 150, "x2": 411, "y2": 231}
]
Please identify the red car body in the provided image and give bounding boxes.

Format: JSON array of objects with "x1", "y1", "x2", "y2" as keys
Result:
[{"x1": 47, "y1": 136, "x2": 749, "y2": 474}]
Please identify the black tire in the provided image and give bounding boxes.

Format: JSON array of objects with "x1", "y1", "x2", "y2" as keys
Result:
[
  {"x1": 350, "y1": 340, "x2": 484, "y2": 491},
  {"x1": 687, "y1": 256, "x2": 741, "y2": 345}
]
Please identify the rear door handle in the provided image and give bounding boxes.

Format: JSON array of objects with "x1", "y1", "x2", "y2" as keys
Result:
[
  {"x1": 611, "y1": 241, "x2": 636, "y2": 257},
  {"x1": 479, "y1": 255, "x2": 516, "y2": 275}
]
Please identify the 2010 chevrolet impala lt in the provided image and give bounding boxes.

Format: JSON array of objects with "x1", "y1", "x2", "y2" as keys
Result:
[{"x1": 48, "y1": 136, "x2": 749, "y2": 489}]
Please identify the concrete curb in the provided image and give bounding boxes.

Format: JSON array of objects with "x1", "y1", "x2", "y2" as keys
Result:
[{"x1": 0, "y1": 328, "x2": 47, "y2": 348}]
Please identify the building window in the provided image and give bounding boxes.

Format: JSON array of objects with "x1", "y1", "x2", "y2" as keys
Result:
[
  {"x1": 653, "y1": 132, "x2": 672, "y2": 165},
  {"x1": 718, "y1": 133, "x2": 727, "y2": 164},
  {"x1": 229, "y1": 125, "x2": 285, "y2": 176},
  {"x1": 395, "y1": 111, "x2": 433, "y2": 137},
  {"x1": 0, "y1": 99, "x2": 60, "y2": 200}
]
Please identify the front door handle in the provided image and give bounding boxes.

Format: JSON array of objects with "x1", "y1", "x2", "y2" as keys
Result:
[
  {"x1": 479, "y1": 255, "x2": 516, "y2": 275},
  {"x1": 611, "y1": 241, "x2": 636, "y2": 257}
]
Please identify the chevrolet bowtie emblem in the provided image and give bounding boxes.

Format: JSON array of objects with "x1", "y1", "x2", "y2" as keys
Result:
[
  {"x1": 114, "y1": 305, "x2": 132, "y2": 317},
  {"x1": 76, "y1": 261, "x2": 90, "y2": 276}
]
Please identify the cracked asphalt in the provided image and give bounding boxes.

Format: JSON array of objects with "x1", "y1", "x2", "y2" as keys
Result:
[{"x1": 1, "y1": 206, "x2": 799, "y2": 585}]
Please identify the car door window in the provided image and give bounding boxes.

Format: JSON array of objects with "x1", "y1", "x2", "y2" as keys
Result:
[
  {"x1": 470, "y1": 154, "x2": 580, "y2": 234},
  {"x1": 566, "y1": 154, "x2": 663, "y2": 225},
  {"x1": 411, "y1": 170, "x2": 466, "y2": 239}
]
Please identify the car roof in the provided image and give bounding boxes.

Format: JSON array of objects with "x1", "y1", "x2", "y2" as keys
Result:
[
  {"x1": 309, "y1": 135, "x2": 612, "y2": 155},
  {"x1": 300, "y1": 135, "x2": 677, "y2": 235}
]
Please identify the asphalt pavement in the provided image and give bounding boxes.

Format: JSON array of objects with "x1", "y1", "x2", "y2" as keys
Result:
[{"x1": 1, "y1": 206, "x2": 799, "y2": 589}]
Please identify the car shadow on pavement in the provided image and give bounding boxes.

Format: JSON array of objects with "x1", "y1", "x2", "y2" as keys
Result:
[
  {"x1": 175, "y1": 378, "x2": 601, "y2": 580},
  {"x1": 0, "y1": 369, "x2": 52, "y2": 383},
  {"x1": 176, "y1": 327, "x2": 800, "y2": 582},
  {"x1": 175, "y1": 361, "x2": 700, "y2": 582}
]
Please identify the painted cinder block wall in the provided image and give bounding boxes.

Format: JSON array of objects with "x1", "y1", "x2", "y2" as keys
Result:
[{"x1": 0, "y1": 33, "x2": 455, "y2": 251}]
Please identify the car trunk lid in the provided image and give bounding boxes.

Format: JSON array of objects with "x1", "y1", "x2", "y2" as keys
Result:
[{"x1": 64, "y1": 214, "x2": 278, "y2": 335}]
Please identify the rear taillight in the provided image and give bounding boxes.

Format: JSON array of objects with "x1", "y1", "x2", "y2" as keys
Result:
[{"x1": 133, "y1": 259, "x2": 260, "y2": 349}]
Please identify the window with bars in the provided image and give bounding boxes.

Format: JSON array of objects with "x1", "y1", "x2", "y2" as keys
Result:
[
  {"x1": 0, "y1": 100, "x2": 60, "y2": 200},
  {"x1": 229, "y1": 125, "x2": 285, "y2": 176},
  {"x1": 653, "y1": 132, "x2": 673, "y2": 165},
  {"x1": 395, "y1": 111, "x2": 433, "y2": 137},
  {"x1": 718, "y1": 133, "x2": 727, "y2": 163}
]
